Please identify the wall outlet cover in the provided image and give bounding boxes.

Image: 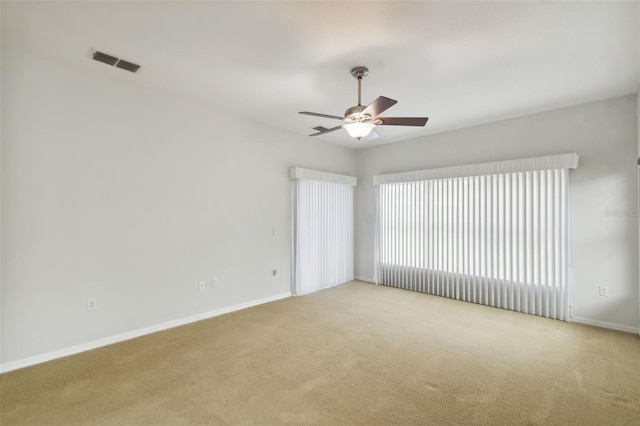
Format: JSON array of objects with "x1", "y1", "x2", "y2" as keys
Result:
[{"x1": 87, "y1": 299, "x2": 97, "y2": 311}]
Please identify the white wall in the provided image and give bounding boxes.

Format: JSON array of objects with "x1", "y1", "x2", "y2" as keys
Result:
[
  {"x1": 1, "y1": 50, "x2": 357, "y2": 365},
  {"x1": 356, "y1": 95, "x2": 639, "y2": 331}
]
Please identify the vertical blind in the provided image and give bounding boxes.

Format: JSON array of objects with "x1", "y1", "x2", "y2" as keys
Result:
[
  {"x1": 374, "y1": 154, "x2": 579, "y2": 321},
  {"x1": 291, "y1": 167, "x2": 356, "y2": 296}
]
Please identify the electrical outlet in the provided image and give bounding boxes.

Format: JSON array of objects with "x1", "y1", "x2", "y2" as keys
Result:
[
  {"x1": 199, "y1": 280, "x2": 206, "y2": 290},
  {"x1": 87, "y1": 298, "x2": 97, "y2": 311},
  {"x1": 210, "y1": 277, "x2": 218, "y2": 288},
  {"x1": 569, "y1": 305, "x2": 574, "y2": 318},
  {"x1": 599, "y1": 286, "x2": 609, "y2": 297},
  {"x1": 273, "y1": 269, "x2": 278, "y2": 276}
]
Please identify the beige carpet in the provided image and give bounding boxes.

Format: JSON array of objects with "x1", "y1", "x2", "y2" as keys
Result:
[{"x1": 1, "y1": 281, "x2": 639, "y2": 425}]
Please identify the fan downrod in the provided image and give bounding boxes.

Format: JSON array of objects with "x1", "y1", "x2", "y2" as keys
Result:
[{"x1": 350, "y1": 66, "x2": 369, "y2": 108}]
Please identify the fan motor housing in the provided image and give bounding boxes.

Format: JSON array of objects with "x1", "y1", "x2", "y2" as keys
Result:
[{"x1": 344, "y1": 105, "x2": 370, "y2": 122}]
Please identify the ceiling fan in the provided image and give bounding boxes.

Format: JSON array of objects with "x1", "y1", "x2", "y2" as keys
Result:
[{"x1": 299, "y1": 66, "x2": 429, "y2": 141}]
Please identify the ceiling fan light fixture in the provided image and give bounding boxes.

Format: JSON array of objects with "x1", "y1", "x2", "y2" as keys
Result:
[
  {"x1": 299, "y1": 66, "x2": 428, "y2": 140},
  {"x1": 344, "y1": 122, "x2": 375, "y2": 140}
]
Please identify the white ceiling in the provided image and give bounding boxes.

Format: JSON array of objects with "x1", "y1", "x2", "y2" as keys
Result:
[{"x1": 3, "y1": 1, "x2": 639, "y2": 148}]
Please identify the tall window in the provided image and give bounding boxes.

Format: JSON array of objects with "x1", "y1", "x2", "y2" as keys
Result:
[
  {"x1": 374, "y1": 154, "x2": 578, "y2": 320},
  {"x1": 291, "y1": 168, "x2": 355, "y2": 296}
]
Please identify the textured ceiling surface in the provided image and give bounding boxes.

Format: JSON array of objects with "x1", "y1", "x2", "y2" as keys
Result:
[{"x1": 3, "y1": 1, "x2": 639, "y2": 148}]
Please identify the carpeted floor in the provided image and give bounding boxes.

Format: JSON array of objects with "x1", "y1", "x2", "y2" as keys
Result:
[{"x1": 1, "y1": 281, "x2": 639, "y2": 425}]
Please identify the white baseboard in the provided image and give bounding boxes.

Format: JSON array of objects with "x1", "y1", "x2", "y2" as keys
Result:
[
  {"x1": 0, "y1": 292, "x2": 291, "y2": 374},
  {"x1": 355, "y1": 275, "x2": 375, "y2": 283},
  {"x1": 570, "y1": 316, "x2": 639, "y2": 334}
]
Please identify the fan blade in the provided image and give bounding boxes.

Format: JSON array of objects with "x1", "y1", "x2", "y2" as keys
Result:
[
  {"x1": 309, "y1": 125, "x2": 343, "y2": 136},
  {"x1": 377, "y1": 117, "x2": 429, "y2": 126},
  {"x1": 299, "y1": 111, "x2": 344, "y2": 120},
  {"x1": 362, "y1": 96, "x2": 397, "y2": 118}
]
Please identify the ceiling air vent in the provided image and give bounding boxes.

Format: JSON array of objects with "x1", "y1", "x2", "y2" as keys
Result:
[
  {"x1": 92, "y1": 51, "x2": 141, "y2": 73},
  {"x1": 92, "y1": 51, "x2": 118, "y2": 66},
  {"x1": 115, "y1": 59, "x2": 141, "y2": 73}
]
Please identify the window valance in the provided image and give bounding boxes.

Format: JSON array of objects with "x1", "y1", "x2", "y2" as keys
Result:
[
  {"x1": 290, "y1": 167, "x2": 357, "y2": 186},
  {"x1": 373, "y1": 153, "x2": 579, "y2": 186}
]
